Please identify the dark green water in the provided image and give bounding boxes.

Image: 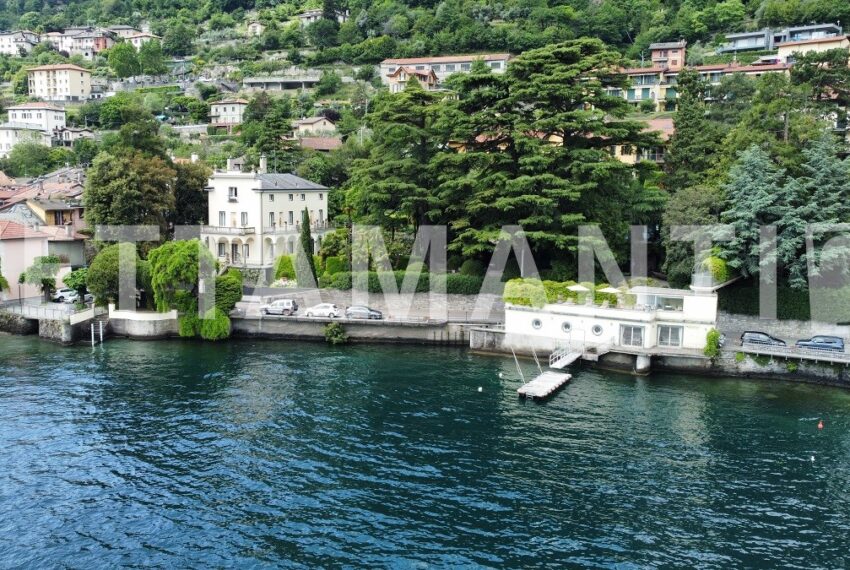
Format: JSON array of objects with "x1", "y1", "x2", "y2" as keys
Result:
[{"x1": 1, "y1": 336, "x2": 850, "y2": 568}]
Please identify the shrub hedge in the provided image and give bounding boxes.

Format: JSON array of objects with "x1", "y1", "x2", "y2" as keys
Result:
[{"x1": 322, "y1": 271, "x2": 484, "y2": 295}]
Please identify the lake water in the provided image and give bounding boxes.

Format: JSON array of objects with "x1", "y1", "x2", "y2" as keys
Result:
[{"x1": 1, "y1": 336, "x2": 849, "y2": 568}]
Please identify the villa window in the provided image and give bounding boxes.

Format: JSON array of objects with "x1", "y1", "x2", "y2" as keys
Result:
[
  {"x1": 658, "y1": 325, "x2": 683, "y2": 347},
  {"x1": 301, "y1": 193, "x2": 306, "y2": 201},
  {"x1": 269, "y1": 194, "x2": 274, "y2": 202},
  {"x1": 319, "y1": 193, "x2": 323, "y2": 200},
  {"x1": 243, "y1": 244, "x2": 250, "y2": 260},
  {"x1": 445, "y1": 64, "x2": 456, "y2": 72},
  {"x1": 621, "y1": 325, "x2": 644, "y2": 347},
  {"x1": 269, "y1": 213, "x2": 275, "y2": 227},
  {"x1": 592, "y1": 324, "x2": 604, "y2": 336},
  {"x1": 228, "y1": 186, "x2": 238, "y2": 200},
  {"x1": 319, "y1": 209, "x2": 323, "y2": 222},
  {"x1": 219, "y1": 211, "x2": 226, "y2": 226},
  {"x1": 289, "y1": 194, "x2": 294, "y2": 201},
  {"x1": 241, "y1": 212, "x2": 248, "y2": 226},
  {"x1": 532, "y1": 319, "x2": 542, "y2": 330},
  {"x1": 561, "y1": 322, "x2": 571, "y2": 333},
  {"x1": 288, "y1": 211, "x2": 294, "y2": 225},
  {"x1": 217, "y1": 242, "x2": 225, "y2": 257}
]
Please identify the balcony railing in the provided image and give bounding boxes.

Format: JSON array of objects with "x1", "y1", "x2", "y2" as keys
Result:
[
  {"x1": 202, "y1": 225, "x2": 256, "y2": 236},
  {"x1": 263, "y1": 221, "x2": 334, "y2": 235}
]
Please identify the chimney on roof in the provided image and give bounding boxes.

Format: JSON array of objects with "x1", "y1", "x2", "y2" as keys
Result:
[{"x1": 258, "y1": 155, "x2": 268, "y2": 174}]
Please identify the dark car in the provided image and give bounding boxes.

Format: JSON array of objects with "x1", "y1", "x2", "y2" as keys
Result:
[
  {"x1": 741, "y1": 331, "x2": 786, "y2": 347},
  {"x1": 345, "y1": 305, "x2": 383, "y2": 320},
  {"x1": 795, "y1": 335, "x2": 844, "y2": 353}
]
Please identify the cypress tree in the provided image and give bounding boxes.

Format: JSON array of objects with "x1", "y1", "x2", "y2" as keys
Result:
[
  {"x1": 295, "y1": 208, "x2": 317, "y2": 286},
  {"x1": 664, "y1": 69, "x2": 724, "y2": 192}
]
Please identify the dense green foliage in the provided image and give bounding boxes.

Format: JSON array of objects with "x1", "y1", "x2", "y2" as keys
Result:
[
  {"x1": 274, "y1": 255, "x2": 296, "y2": 280},
  {"x1": 199, "y1": 308, "x2": 232, "y2": 341},
  {"x1": 20, "y1": 255, "x2": 61, "y2": 300},
  {"x1": 215, "y1": 269, "x2": 243, "y2": 314},
  {"x1": 704, "y1": 329, "x2": 721, "y2": 359},
  {"x1": 86, "y1": 243, "x2": 147, "y2": 306},
  {"x1": 324, "y1": 322, "x2": 349, "y2": 345},
  {"x1": 147, "y1": 239, "x2": 216, "y2": 313},
  {"x1": 62, "y1": 268, "x2": 89, "y2": 296}
]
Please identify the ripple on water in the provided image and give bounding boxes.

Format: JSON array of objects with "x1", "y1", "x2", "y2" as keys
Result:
[{"x1": 1, "y1": 338, "x2": 850, "y2": 567}]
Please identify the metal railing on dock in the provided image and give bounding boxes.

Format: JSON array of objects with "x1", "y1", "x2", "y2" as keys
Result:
[{"x1": 740, "y1": 342, "x2": 850, "y2": 365}]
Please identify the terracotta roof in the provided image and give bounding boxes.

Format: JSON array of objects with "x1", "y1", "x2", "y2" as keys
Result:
[
  {"x1": 294, "y1": 116, "x2": 335, "y2": 126},
  {"x1": 299, "y1": 136, "x2": 343, "y2": 151},
  {"x1": 37, "y1": 225, "x2": 86, "y2": 241},
  {"x1": 776, "y1": 35, "x2": 849, "y2": 48},
  {"x1": 6, "y1": 102, "x2": 64, "y2": 111},
  {"x1": 388, "y1": 66, "x2": 438, "y2": 81},
  {"x1": 27, "y1": 63, "x2": 91, "y2": 73},
  {"x1": 212, "y1": 98, "x2": 249, "y2": 106},
  {"x1": 650, "y1": 41, "x2": 687, "y2": 50},
  {"x1": 0, "y1": 220, "x2": 49, "y2": 240},
  {"x1": 382, "y1": 53, "x2": 511, "y2": 65},
  {"x1": 643, "y1": 117, "x2": 675, "y2": 141}
]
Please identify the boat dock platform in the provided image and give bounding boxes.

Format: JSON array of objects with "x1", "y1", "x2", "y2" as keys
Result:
[{"x1": 517, "y1": 371, "x2": 572, "y2": 400}]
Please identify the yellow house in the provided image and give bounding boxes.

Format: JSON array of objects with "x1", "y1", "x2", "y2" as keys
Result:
[{"x1": 776, "y1": 35, "x2": 850, "y2": 63}]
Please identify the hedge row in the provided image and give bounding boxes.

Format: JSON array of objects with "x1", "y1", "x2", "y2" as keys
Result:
[
  {"x1": 320, "y1": 271, "x2": 484, "y2": 295},
  {"x1": 503, "y1": 278, "x2": 621, "y2": 308},
  {"x1": 717, "y1": 281, "x2": 811, "y2": 321}
]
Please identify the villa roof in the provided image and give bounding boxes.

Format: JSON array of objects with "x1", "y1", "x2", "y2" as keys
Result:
[
  {"x1": 212, "y1": 98, "x2": 249, "y2": 106},
  {"x1": 0, "y1": 220, "x2": 48, "y2": 240},
  {"x1": 643, "y1": 117, "x2": 675, "y2": 141},
  {"x1": 649, "y1": 41, "x2": 686, "y2": 50},
  {"x1": 255, "y1": 173, "x2": 327, "y2": 190},
  {"x1": 294, "y1": 116, "x2": 334, "y2": 126},
  {"x1": 382, "y1": 53, "x2": 511, "y2": 65},
  {"x1": 27, "y1": 63, "x2": 91, "y2": 73},
  {"x1": 6, "y1": 102, "x2": 64, "y2": 111},
  {"x1": 299, "y1": 136, "x2": 343, "y2": 151}
]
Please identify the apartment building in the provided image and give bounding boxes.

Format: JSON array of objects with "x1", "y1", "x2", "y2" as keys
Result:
[
  {"x1": 611, "y1": 60, "x2": 791, "y2": 113},
  {"x1": 718, "y1": 23, "x2": 843, "y2": 53},
  {"x1": 0, "y1": 103, "x2": 66, "y2": 158},
  {"x1": 27, "y1": 64, "x2": 92, "y2": 101},
  {"x1": 0, "y1": 30, "x2": 39, "y2": 55},
  {"x1": 380, "y1": 53, "x2": 511, "y2": 86},
  {"x1": 201, "y1": 158, "x2": 332, "y2": 274}
]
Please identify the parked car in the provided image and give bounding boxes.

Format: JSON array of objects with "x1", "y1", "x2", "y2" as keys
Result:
[
  {"x1": 345, "y1": 305, "x2": 383, "y2": 320},
  {"x1": 52, "y1": 289, "x2": 90, "y2": 304},
  {"x1": 741, "y1": 331, "x2": 786, "y2": 347},
  {"x1": 305, "y1": 303, "x2": 341, "y2": 318},
  {"x1": 261, "y1": 299, "x2": 298, "y2": 316},
  {"x1": 795, "y1": 335, "x2": 845, "y2": 353}
]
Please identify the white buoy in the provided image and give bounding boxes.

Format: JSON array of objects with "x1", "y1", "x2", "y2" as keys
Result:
[
  {"x1": 478, "y1": 387, "x2": 483, "y2": 392},
  {"x1": 811, "y1": 456, "x2": 815, "y2": 462},
  {"x1": 498, "y1": 372, "x2": 504, "y2": 379}
]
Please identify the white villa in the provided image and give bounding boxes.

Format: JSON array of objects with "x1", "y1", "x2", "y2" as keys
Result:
[
  {"x1": 210, "y1": 98, "x2": 248, "y2": 128},
  {"x1": 0, "y1": 30, "x2": 39, "y2": 55},
  {"x1": 201, "y1": 158, "x2": 332, "y2": 275},
  {"x1": 0, "y1": 102, "x2": 66, "y2": 157},
  {"x1": 504, "y1": 286, "x2": 718, "y2": 356}
]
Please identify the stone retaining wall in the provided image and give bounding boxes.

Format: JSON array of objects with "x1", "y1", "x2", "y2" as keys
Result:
[
  {"x1": 0, "y1": 312, "x2": 37, "y2": 335},
  {"x1": 232, "y1": 315, "x2": 472, "y2": 345},
  {"x1": 717, "y1": 311, "x2": 850, "y2": 342}
]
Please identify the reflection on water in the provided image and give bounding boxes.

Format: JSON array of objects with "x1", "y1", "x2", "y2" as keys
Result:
[{"x1": 1, "y1": 336, "x2": 850, "y2": 567}]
